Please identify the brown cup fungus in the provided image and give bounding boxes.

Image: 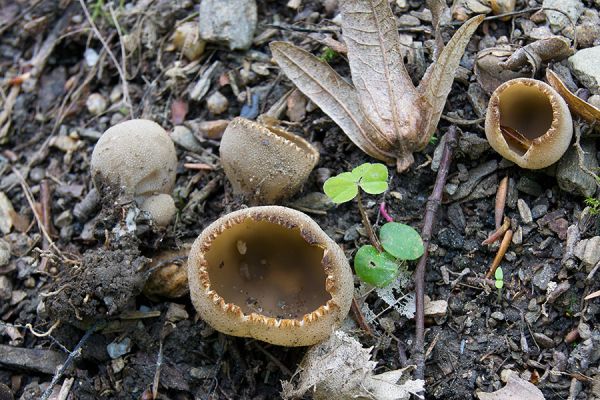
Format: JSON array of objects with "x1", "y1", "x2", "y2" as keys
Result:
[
  {"x1": 91, "y1": 119, "x2": 178, "y2": 226},
  {"x1": 187, "y1": 206, "x2": 353, "y2": 346},
  {"x1": 219, "y1": 117, "x2": 319, "y2": 204},
  {"x1": 485, "y1": 78, "x2": 573, "y2": 169}
]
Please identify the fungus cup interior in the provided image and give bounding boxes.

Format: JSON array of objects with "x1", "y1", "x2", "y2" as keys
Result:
[
  {"x1": 498, "y1": 84, "x2": 554, "y2": 156},
  {"x1": 205, "y1": 218, "x2": 331, "y2": 320}
]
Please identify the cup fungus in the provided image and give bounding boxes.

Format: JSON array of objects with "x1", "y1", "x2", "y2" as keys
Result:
[
  {"x1": 187, "y1": 206, "x2": 353, "y2": 346},
  {"x1": 485, "y1": 78, "x2": 573, "y2": 169},
  {"x1": 219, "y1": 117, "x2": 319, "y2": 204},
  {"x1": 91, "y1": 119, "x2": 178, "y2": 226}
]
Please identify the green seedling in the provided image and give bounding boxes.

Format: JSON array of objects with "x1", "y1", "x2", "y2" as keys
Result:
[
  {"x1": 495, "y1": 267, "x2": 504, "y2": 302},
  {"x1": 585, "y1": 197, "x2": 600, "y2": 215},
  {"x1": 318, "y1": 47, "x2": 338, "y2": 63},
  {"x1": 324, "y1": 163, "x2": 424, "y2": 287}
]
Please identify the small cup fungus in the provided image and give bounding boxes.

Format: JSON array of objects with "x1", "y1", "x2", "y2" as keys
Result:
[
  {"x1": 219, "y1": 117, "x2": 319, "y2": 204},
  {"x1": 187, "y1": 206, "x2": 353, "y2": 346},
  {"x1": 91, "y1": 119, "x2": 178, "y2": 226},
  {"x1": 485, "y1": 78, "x2": 573, "y2": 169}
]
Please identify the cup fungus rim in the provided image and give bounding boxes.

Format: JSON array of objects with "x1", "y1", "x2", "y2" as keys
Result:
[
  {"x1": 488, "y1": 78, "x2": 562, "y2": 156},
  {"x1": 192, "y1": 208, "x2": 342, "y2": 329}
]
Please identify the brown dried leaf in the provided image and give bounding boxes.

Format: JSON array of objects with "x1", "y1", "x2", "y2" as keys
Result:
[
  {"x1": 340, "y1": 0, "x2": 418, "y2": 146},
  {"x1": 546, "y1": 69, "x2": 600, "y2": 123},
  {"x1": 270, "y1": 41, "x2": 393, "y2": 163},
  {"x1": 501, "y1": 36, "x2": 573, "y2": 73},
  {"x1": 418, "y1": 15, "x2": 485, "y2": 144}
]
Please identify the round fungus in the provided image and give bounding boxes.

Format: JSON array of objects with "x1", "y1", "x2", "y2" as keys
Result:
[
  {"x1": 91, "y1": 119, "x2": 178, "y2": 226},
  {"x1": 187, "y1": 206, "x2": 353, "y2": 346},
  {"x1": 219, "y1": 117, "x2": 319, "y2": 204},
  {"x1": 485, "y1": 78, "x2": 573, "y2": 169}
]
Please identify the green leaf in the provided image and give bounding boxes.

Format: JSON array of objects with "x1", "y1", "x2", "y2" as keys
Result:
[
  {"x1": 379, "y1": 222, "x2": 424, "y2": 260},
  {"x1": 494, "y1": 267, "x2": 503, "y2": 281},
  {"x1": 354, "y1": 245, "x2": 399, "y2": 287},
  {"x1": 323, "y1": 172, "x2": 359, "y2": 203},
  {"x1": 354, "y1": 163, "x2": 389, "y2": 194},
  {"x1": 495, "y1": 280, "x2": 504, "y2": 289}
]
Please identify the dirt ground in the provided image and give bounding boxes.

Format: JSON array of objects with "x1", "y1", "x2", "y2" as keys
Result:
[{"x1": 0, "y1": 0, "x2": 599, "y2": 399}]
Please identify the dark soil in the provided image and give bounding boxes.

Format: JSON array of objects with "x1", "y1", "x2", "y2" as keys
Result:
[{"x1": 0, "y1": 0, "x2": 599, "y2": 399}]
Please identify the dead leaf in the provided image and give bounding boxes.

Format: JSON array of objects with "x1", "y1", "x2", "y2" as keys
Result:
[
  {"x1": 475, "y1": 47, "x2": 529, "y2": 93},
  {"x1": 281, "y1": 331, "x2": 424, "y2": 400},
  {"x1": 546, "y1": 69, "x2": 600, "y2": 123},
  {"x1": 500, "y1": 36, "x2": 573, "y2": 73},
  {"x1": 271, "y1": 0, "x2": 483, "y2": 172},
  {"x1": 476, "y1": 371, "x2": 545, "y2": 400},
  {"x1": 270, "y1": 42, "x2": 394, "y2": 163}
]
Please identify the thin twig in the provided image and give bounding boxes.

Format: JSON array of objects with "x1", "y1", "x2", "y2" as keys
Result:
[
  {"x1": 356, "y1": 191, "x2": 382, "y2": 252},
  {"x1": 413, "y1": 126, "x2": 457, "y2": 381},
  {"x1": 40, "y1": 324, "x2": 97, "y2": 400}
]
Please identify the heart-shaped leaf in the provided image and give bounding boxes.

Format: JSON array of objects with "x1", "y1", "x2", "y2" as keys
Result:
[
  {"x1": 354, "y1": 245, "x2": 399, "y2": 287},
  {"x1": 380, "y1": 222, "x2": 424, "y2": 260},
  {"x1": 355, "y1": 163, "x2": 388, "y2": 194},
  {"x1": 323, "y1": 172, "x2": 359, "y2": 203}
]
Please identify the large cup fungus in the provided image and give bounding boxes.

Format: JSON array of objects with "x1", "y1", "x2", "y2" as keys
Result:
[{"x1": 187, "y1": 206, "x2": 353, "y2": 346}]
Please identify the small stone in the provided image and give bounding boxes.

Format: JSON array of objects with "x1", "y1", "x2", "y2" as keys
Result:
[
  {"x1": 424, "y1": 297, "x2": 448, "y2": 318},
  {"x1": 172, "y1": 21, "x2": 206, "y2": 61},
  {"x1": 516, "y1": 176, "x2": 543, "y2": 197},
  {"x1": 165, "y1": 303, "x2": 189, "y2": 323},
  {"x1": 190, "y1": 366, "x2": 213, "y2": 380},
  {"x1": 86, "y1": 93, "x2": 107, "y2": 115},
  {"x1": 0, "y1": 239, "x2": 10, "y2": 267},
  {"x1": 576, "y1": 10, "x2": 600, "y2": 48},
  {"x1": 458, "y1": 132, "x2": 490, "y2": 160},
  {"x1": 0, "y1": 275, "x2": 13, "y2": 300},
  {"x1": 111, "y1": 358, "x2": 125, "y2": 374},
  {"x1": 54, "y1": 210, "x2": 72, "y2": 229},
  {"x1": 578, "y1": 322, "x2": 592, "y2": 340},
  {"x1": 543, "y1": 0, "x2": 584, "y2": 32},
  {"x1": 447, "y1": 203, "x2": 466, "y2": 232},
  {"x1": 170, "y1": 125, "x2": 203, "y2": 153},
  {"x1": 491, "y1": 311, "x2": 505, "y2": 321},
  {"x1": 589, "y1": 94, "x2": 600, "y2": 108},
  {"x1": 206, "y1": 91, "x2": 229, "y2": 115},
  {"x1": 199, "y1": 0, "x2": 257, "y2": 50},
  {"x1": 0, "y1": 192, "x2": 15, "y2": 234},
  {"x1": 557, "y1": 139, "x2": 598, "y2": 197},
  {"x1": 512, "y1": 226, "x2": 523, "y2": 245},
  {"x1": 80, "y1": 128, "x2": 102, "y2": 141},
  {"x1": 569, "y1": 46, "x2": 600, "y2": 94},
  {"x1": 10, "y1": 290, "x2": 26, "y2": 305},
  {"x1": 574, "y1": 236, "x2": 600, "y2": 270},
  {"x1": 50, "y1": 135, "x2": 81, "y2": 153},
  {"x1": 107, "y1": 337, "x2": 132, "y2": 359},
  {"x1": 286, "y1": 90, "x2": 307, "y2": 123},
  {"x1": 29, "y1": 167, "x2": 46, "y2": 183},
  {"x1": 531, "y1": 204, "x2": 548, "y2": 219},
  {"x1": 109, "y1": 85, "x2": 122, "y2": 104},
  {"x1": 398, "y1": 15, "x2": 420, "y2": 27},
  {"x1": 517, "y1": 199, "x2": 533, "y2": 224},
  {"x1": 533, "y1": 332, "x2": 555, "y2": 348},
  {"x1": 195, "y1": 119, "x2": 229, "y2": 140}
]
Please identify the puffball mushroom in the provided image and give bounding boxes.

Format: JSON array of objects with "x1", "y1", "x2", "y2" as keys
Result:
[
  {"x1": 220, "y1": 117, "x2": 319, "y2": 204},
  {"x1": 91, "y1": 119, "x2": 178, "y2": 226},
  {"x1": 187, "y1": 206, "x2": 353, "y2": 346},
  {"x1": 485, "y1": 78, "x2": 573, "y2": 169}
]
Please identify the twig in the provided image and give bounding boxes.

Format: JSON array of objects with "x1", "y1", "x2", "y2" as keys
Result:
[
  {"x1": 356, "y1": 191, "x2": 382, "y2": 252},
  {"x1": 39, "y1": 180, "x2": 54, "y2": 271},
  {"x1": 351, "y1": 297, "x2": 374, "y2": 336},
  {"x1": 77, "y1": 0, "x2": 133, "y2": 116},
  {"x1": 413, "y1": 126, "x2": 457, "y2": 381},
  {"x1": 108, "y1": 4, "x2": 134, "y2": 119},
  {"x1": 40, "y1": 324, "x2": 97, "y2": 400}
]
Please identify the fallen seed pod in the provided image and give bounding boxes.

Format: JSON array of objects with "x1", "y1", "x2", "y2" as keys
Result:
[
  {"x1": 187, "y1": 206, "x2": 353, "y2": 346},
  {"x1": 220, "y1": 117, "x2": 319, "y2": 204},
  {"x1": 485, "y1": 78, "x2": 573, "y2": 169}
]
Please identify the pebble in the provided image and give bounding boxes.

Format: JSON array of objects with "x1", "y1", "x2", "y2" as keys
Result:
[
  {"x1": 574, "y1": 236, "x2": 600, "y2": 271},
  {"x1": 29, "y1": 167, "x2": 46, "y2": 183},
  {"x1": 491, "y1": 311, "x2": 505, "y2": 321},
  {"x1": 194, "y1": 119, "x2": 229, "y2": 140},
  {"x1": 0, "y1": 239, "x2": 10, "y2": 267},
  {"x1": 170, "y1": 125, "x2": 203, "y2": 153},
  {"x1": 557, "y1": 139, "x2": 598, "y2": 197},
  {"x1": 512, "y1": 226, "x2": 523, "y2": 245},
  {"x1": 54, "y1": 210, "x2": 72, "y2": 229},
  {"x1": 199, "y1": 0, "x2": 257, "y2": 50},
  {"x1": 533, "y1": 332, "x2": 555, "y2": 348},
  {"x1": 447, "y1": 203, "x2": 466, "y2": 232},
  {"x1": 109, "y1": 85, "x2": 122, "y2": 104},
  {"x1": 569, "y1": 46, "x2": 600, "y2": 94},
  {"x1": 531, "y1": 204, "x2": 548, "y2": 219},
  {"x1": 543, "y1": 0, "x2": 584, "y2": 32},
  {"x1": 0, "y1": 192, "x2": 15, "y2": 234},
  {"x1": 106, "y1": 337, "x2": 132, "y2": 359},
  {"x1": 86, "y1": 93, "x2": 107, "y2": 115},
  {"x1": 516, "y1": 176, "x2": 543, "y2": 197},
  {"x1": 517, "y1": 199, "x2": 533, "y2": 224},
  {"x1": 172, "y1": 21, "x2": 206, "y2": 61},
  {"x1": 206, "y1": 91, "x2": 229, "y2": 114},
  {"x1": 0, "y1": 275, "x2": 13, "y2": 300},
  {"x1": 398, "y1": 15, "x2": 420, "y2": 27}
]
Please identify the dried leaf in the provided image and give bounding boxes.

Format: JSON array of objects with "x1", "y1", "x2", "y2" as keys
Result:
[
  {"x1": 341, "y1": 0, "x2": 418, "y2": 147},
  {"x1": 474, "y1": 46, "x2": 529, "y2": 93},
  {"x1": 418, "y1": 15, "x2": 485, "y2": 144},
  {"x1": 501, "y1": 36, "x2": 573, "y2": 73},
  {"x1": 546, "y1": 69, "x2": 600, "y2": 123},
  {"x1": 270, "y1": 42, "x2": 393, "y2": 162},
  {"x1": 476, "y1": 371, "x2": 545, "y2": 400},
  {"x1": 281, "y1": 331, "x2": 424, "y2": 400}
]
